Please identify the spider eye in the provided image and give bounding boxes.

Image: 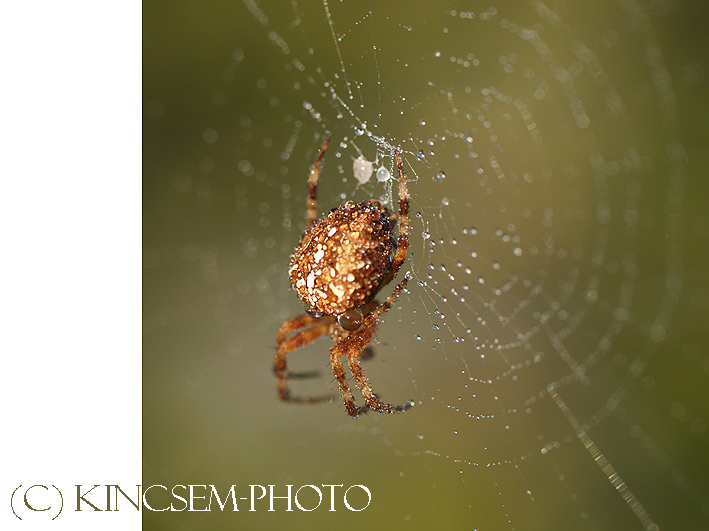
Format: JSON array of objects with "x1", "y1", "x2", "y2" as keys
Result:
[{"x1": 337, "y1": 308, "x2": 364, "y2": 331}]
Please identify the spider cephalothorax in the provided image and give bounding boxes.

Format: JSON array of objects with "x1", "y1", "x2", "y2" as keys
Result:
[{"x1": 274, "y1": 138, "x2": 413, "y2": 417}]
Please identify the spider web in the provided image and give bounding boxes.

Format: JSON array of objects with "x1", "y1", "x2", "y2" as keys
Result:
[{"x1": 143, "y1": 1, "x2": 709, "y2": 529}]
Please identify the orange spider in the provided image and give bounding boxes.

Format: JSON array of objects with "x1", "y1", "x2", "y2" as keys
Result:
[{"x1": 274, "y1": 137, "x2": 413, "y2": 417}]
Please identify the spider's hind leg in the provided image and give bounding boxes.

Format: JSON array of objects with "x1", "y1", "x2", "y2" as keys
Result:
[{"x1": 306, "y1": 137, "x2": 331, "y2": 230}]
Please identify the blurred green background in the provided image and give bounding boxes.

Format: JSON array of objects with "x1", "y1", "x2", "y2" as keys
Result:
[{"x1": 144, "y1": 1, "x2": 709, "y2": 529}]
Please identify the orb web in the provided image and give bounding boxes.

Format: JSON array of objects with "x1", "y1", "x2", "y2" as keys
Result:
[{"x1": 143, "y1": 1, "x2": 706, "y2": 529}]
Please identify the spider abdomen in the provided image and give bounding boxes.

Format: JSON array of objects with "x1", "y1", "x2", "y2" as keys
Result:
[{"x1": 289, "y1": 200, "x2": 396, "y2": 316}]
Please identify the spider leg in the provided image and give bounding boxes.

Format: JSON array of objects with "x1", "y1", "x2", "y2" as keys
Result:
[
  {"x1": 332, "y1": 277, "x2": 414, "y2": 416},
  {"x1": 276, "y1": 313, "x2": 321, "y2": 343},
  {"x1": 381, "y1": 150, "x2": 410, "y2": 288},
  {"x1": 306, "y1": 137, "x2": 331, "y2": 230},
  {"x1": 275, "y1": 313, "x2": 336, "y2": 404},
  {"x1": 330, "y1": 344, "x2": 366, "y2": 417}
]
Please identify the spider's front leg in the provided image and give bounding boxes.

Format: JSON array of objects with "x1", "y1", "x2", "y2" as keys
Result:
[
  {"x1": 330, "y1": 343, "x2": 370, "y2": 417},
  {"x1": 275, "y1": 313, "x2": 336, "y2": 404},
  {"x1": 331, "y1": 277, "x2": 414, "y2": 416}
]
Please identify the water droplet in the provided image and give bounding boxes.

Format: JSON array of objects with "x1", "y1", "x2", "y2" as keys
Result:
[
  {"x1": 436, "y1": 171, "x2": 446, "y2": 181},
  {"x1": 422, "y1": 231, "x2": 431, "y2": 239},
  {"x1": 376, "y1": 166, "x2": 390, "y2": 182}
]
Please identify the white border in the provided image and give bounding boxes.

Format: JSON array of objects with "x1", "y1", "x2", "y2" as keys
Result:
[{"x1": 2, "y1": 2, "x2": 141, "y2": 530}]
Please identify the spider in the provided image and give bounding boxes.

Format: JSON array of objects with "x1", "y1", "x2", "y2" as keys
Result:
[{"x1": 274, "y1": 137, "x2": 414, "y2": 417}]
